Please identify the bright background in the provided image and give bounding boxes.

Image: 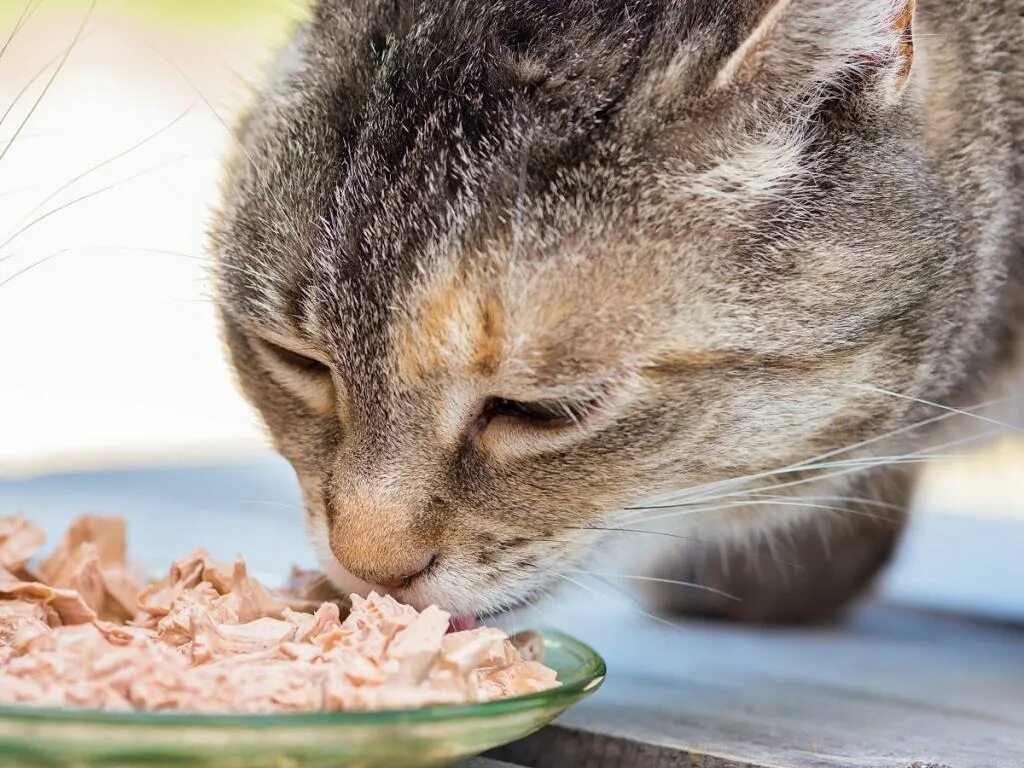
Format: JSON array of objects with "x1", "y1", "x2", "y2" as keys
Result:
[
  {"x1": 0, "y1": 0, "x2": 301, "y2": 474},
  {"x1": 0, "y1": 1, "x2": 1021, "y2": 617}
]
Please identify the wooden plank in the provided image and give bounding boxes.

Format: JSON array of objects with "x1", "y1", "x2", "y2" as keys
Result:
[
  {"x1": 493, "y1": 726, "x2": 961, "y2": 768},
  {"x1": 499, "y1": 598, "x2": 1024, "y2": 768},
  {"x1": 492, "y1": 726, "x2": 815, "y2": 768}
]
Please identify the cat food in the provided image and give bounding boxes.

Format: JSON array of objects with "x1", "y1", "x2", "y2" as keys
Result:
[{"x1": 0, "y1": 514, "x2": 557, "y2": 713}]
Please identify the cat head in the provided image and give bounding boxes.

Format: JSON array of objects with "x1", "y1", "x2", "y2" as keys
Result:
[{"x1": 212, "y1": 0, "x2": 974, "y2": 617}]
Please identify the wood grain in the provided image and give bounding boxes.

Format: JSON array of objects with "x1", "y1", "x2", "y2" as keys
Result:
[{"x1": 491, "y1": 601, "x2": 1024, "y2": 768}]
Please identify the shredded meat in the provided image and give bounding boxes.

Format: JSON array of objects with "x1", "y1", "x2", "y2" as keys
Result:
[
  {"x1": 0, "y1": 515, "x2": 557, "y2": 713},
  {"x1": 0, "y1": 515, "x2": 45, "y2": 575}
]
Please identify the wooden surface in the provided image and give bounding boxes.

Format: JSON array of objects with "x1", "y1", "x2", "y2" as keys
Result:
[
  {"x1": 490, "y1": 603, "x2": 1024, "y2": 768},
  {"x1": 2, "y1": 459, "x2": 1022, "y2": 768}
]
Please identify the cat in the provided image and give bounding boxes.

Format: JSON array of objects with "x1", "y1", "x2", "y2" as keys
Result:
[{"x1": 211, "y1": 0, "x2": 1023, "y2": 624}]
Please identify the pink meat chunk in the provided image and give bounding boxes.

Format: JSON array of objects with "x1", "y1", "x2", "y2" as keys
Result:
[
  {"x1": 0, "y1": 514, "x2": 559, "y2": 713},
  {"x1": 0, "y1": 515, "x2": 45, "y2": 574}
]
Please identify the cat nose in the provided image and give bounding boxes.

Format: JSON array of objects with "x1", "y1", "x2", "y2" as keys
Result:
[
  {"x1": 373, "y1": 553, "x2": 437, "y2": 589},
  {"x1": 331, "y1": 515, "x2": 438, "y2": 589}
]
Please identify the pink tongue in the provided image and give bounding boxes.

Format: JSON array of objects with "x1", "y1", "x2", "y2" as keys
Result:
[{"x1": 448, "y1": 615, "x2": 477, "y2": 633}]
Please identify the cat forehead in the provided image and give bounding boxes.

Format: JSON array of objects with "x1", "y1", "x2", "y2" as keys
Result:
[
  {"x1": 216, "y1": 0, "x2": 908, "y2": 371},
  {"x1": 385, "y1": 243, "x2": 648, "y2": 386},
  {"x1": 214, "y1": 0, "x2": 808, "y2": 285},
  {"x1": 215, "y1": 112, "x2": 810, "y2": 362}
]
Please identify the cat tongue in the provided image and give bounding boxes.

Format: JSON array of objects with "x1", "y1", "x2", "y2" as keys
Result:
[{"x1": 448, "y1": 615, "x2": 476, "y2": 633}]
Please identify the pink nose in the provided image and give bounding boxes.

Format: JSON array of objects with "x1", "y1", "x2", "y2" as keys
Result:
[
  {"x1": 370, "y1": 553, "x2": 437, "y2": 589},
  {"x1": 330, "y1": 505, "x2": 438, "y2": 589}
]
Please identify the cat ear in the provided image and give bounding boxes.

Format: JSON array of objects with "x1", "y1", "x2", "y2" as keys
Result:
[{"x1": 712, "y1": 0, "x2": 916, "y2": 102}]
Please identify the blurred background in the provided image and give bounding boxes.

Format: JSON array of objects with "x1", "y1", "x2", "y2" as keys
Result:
[
  {"x1": 0, "y1": 0, "x2": 302, "y2": 474},
  {"x1": 0, "y1": 1, "x2": 1021, "y2": 617}
]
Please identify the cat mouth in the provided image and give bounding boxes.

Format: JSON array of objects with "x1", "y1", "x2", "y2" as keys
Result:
[{"x1": 448, "y1": 614, "x2": 477, "y2": 633}]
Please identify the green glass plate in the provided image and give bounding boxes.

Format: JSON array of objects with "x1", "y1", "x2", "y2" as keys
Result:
[{"x1": 0, "y1": 629, "x2": 603, "y2": 768}]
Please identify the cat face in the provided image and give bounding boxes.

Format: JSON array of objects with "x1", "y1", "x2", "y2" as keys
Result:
[{"x1": 212, "y1": 0, "x2": 984, "y2": 617}]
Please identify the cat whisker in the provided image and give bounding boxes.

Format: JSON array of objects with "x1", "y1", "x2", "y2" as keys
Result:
[
  {"x1": 841, "y1": 382, "x2": 1024, "y2": 435},
  {"x1": 530, "y1": 538, "x2": 581, "y2": 547},
  {"x1": 0, "y1": 21, "x2": 103, "y2": 132},
  {"x1": 587, "y1": 572, "x2": 673, "y2": 621},
  {"x1": 624, "y1": 499, "x2": 901, "y2": 528},
  {"x1": 84, "y1": 245, "x2": 278, "y2": 286},
  {"x1": 14, "y1": 102, "x2": 196, "y2": 229},
  {"x1": 564, "y1": 525, "x2": 805, "y2": 570},
  {"x1": 236, "y1": 500, "x2": 305, "y2": 512},
  {"x1": 561, "y1": 568, "x2": 743, "y2": 602},
  {"x1": 0, "y1": 0, "x2": 97, "y2": 168},
  {"x1": 0, "y1": 0, "x2": 43, "y2": 67},
  {"x1": 0, "y1": 154, "x2": 189, "y2": 262},
  {"x1": 536, "y1": 567, "x2": 680, "y2": 629},
  {"x1": 686, "y1": 426, "x2": 1000, "y2": 503},
  {"x1": 0, "y1": 247, "x2": 69, "y2": 289},
  {"x1": 143, "y1": 40, "x2": 304, "y2": 249},
  {"x1": 619, "y1": 453, "x2": 963, "y2": 520},
  {"x1": 510, "y1": 141, "x2": 531, "y2": 257},
  {"x1": 515, "y1": 589, "x2": 564, "y2": 633},
  {"x1": 624, "y1": 429, "x2": 999, "y2": 525},
  {"x1": 0, "y1": 132, "x2": 49, "y2": 149},
  {"x1": 742, "y1": 494, "x2": 907, "y2": 512},
  {"x1": 631, "y1": 391, "x2": 1017, "y2": 512}
]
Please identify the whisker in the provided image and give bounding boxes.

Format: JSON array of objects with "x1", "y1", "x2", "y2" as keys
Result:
[
  {"x1": 620, "y1": 453, "x2": 969, "y2": 519},
  {"x1": 743, "y1": 494, "x2": 907, "y2": 512},
  {"x1": 14, "y1": 102, "x2": 196, "y2": 228},
  {"x1": 842, "y1": 382, "x2": 1024, "y2": 435},
  {"x1": 0, "y1": 0, "x2": 41, "y2": 64},
  {"x1": 142, "y1": 39, "x2": 304, "y2": 248},
  {"x1": 564, "y1": 525, "x2": 805, "y2": 570},
  {"x1": 631, "y1": 392, "x2": 1017, "y2": 512},
  {"x1": 624, "y1": 429, "x2": 999, "y2": 525},
  {"x1": 510, "y1": 138, "x2": 531, "y2": 257},
  {"x1": 0, "y1": 22, "x2": 102, "y2": 132},
  {"x1": 686, "y1": 427, "x2": 999, "y2": 504},
  {"x1": 561, "y1": 568, "x2": 742, "y2": 602},
  {"x1": 626, "y1": 411, "x2": 1005, "y2": 514},
  {"x1": 0, "y1": 132, "x2": 48, "y2": 149},
  {"x1": 0, "y1": 247, "x2": 68, "y2": 289},
  {"x1": 519, "y1": 591, "x2": 566, "y2": 633},
  {"x1": 0, "y1": 0, "x2": 97, "y2": 168},
  {"x1": 538, "y1": 568, "x2": 679, "y2": 629},
  {"x1": 523, "y1": 537, "x2": 582, "y2": 547},
  {"x1": 85, "y1": 245, "x2": 277, "y2": 284},
  {"x1": 587, "y1": 573, "x2": 670, "y2": 617},
  {"x1": 625, "y1": 499, "x2": 900, "y2": 528},
  {"x1": 235, "y1": 500, "x2": 305, "y2": 512},
  {"x1": 0, "y1": 154, "x2": 189, "y2": 261}
]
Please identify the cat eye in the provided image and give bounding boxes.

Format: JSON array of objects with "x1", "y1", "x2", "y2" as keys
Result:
[
  {"x1": 257, "y1": 337, "x2": 331, "y2": 377},
  {"x1": 251, "y1": 335, "x2": 335, "y2": 414},
  {"x1": 481, "y1": 396, "x2": 590, "y2": 429}
]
